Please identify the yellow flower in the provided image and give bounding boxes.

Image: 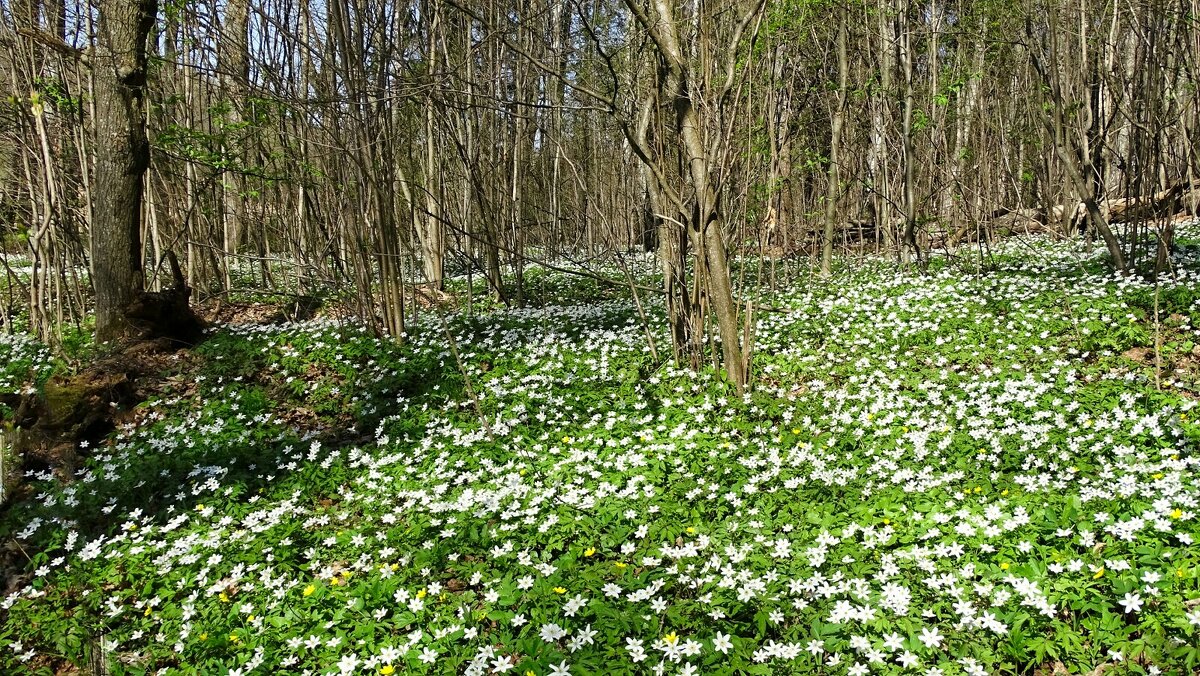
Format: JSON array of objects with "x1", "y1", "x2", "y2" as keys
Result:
[
  {"x1": 380, "y1": 666, "x2": 395, "y2": 675},
  {"x1": 882, "y1": 518, "x2": 890, "y2": 525},
  {"x1": 342, "y1": 571, "x2": 352, "y2": 579},
  {"x1": 219, "y1": 592, "x2": 230, "y2": 603},
  {"x1": 1177, "y1": 568, "x2": 1187, "y2": 578},
  {"x1": 303, "y1": 584, "x2": 316, "y2": 597},
  {"x1": 1170, "y1": 508, "x2": 1183, "y2": 519},
  {"x1": 685, "y1": 527, "x2": 696, "y2": 535},
  {"x1": 792, "y1": 428, "x2": 801, "y2": 435},
  {"x1": 417, "y1": 589, "x2": 427, "y2": 599},
  {"x1": 330, "y1": 577, "x2": 341, "y2": 586},
  {"x1": 248, "y1": 614, "x2": 257, "y2": 622},
  {"x1": 614, "y1": 561, "x2": 627, "y2": 569},
  {"x1": 974, "y1": 487, "x2": 982, "y2": 493},
  {"x1": 144, "y1": 607, "x2": 152, "y2": 616},
  {"x1": 1001, "y1": 489, "x2": 1009, "y2": 496},
  {"x1": 1154, "y1": 473, "x2": 1165, "y2": 480},
  {"x1": 195, "y1": 504, "x2": 205, "y2": 511},
  {"x1": 584, "y1": 548, "x2": 596, "y2": 557},
  {"x1": 562, "y1": 436, "x2": 572, "y2": 444},
  {"x1": 198, "y1": 633, "x2": 208, "y2": 641},
  {"x1": 390, "y1": 563, "x2": 399, "y2": 571},
  {"x1": 229, "y1": 633, "x2": 240, "y2": 643},
  {"x1": 663, "y1": 632, "x2": 678, "y2": 645},
  {"x1": 553, "y1": 587, "x2": 567, "y2": 594},
  {"x1": 525, "y1": 671, "x2": 536, "y2": 676},
  {"x1": 1093, "y1": 567, "x2": 1105, "y2": 579},
  {"x1": 1000, "y1": 562, "x2": 1010, "y2": 571}
]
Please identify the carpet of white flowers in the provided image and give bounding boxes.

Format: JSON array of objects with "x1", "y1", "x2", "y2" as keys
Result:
[{"x1": 5, "y1": 231, "x2": 1200, "y2": 675}]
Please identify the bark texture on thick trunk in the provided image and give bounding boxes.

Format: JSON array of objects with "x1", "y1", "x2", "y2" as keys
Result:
[{"x1": 92, "y1": 0, "x2": 157, "y2": 342}]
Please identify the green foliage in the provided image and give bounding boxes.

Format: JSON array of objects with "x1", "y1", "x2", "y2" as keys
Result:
[
  {"x1": 31, "y1": 78, "x2": 82, "y2": 117},
  {"x1": 0, "y1": 332, "x2": 55, "y2": 421},
  {"x1": 5, "y1": 231, "x2": 1200, "y2": 673}
]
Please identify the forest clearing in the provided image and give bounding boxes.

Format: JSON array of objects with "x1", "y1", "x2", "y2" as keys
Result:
[
  {"x1": 3, "y1": 0, "x2": 1200, "y2": 673},
  {"x1": 4, "y1": 230, "x2": 1200, "y2": 674}
]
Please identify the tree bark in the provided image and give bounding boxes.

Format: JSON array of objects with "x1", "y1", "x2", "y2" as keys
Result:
[
  {"x1": 821, "y1": 11, "x2": 848, "y2": 275},
  {"x1": 217, "y1": 0, "x2": 249, "y2": 291},
  {"x1": 92, "y1": 0, "x2": 156, "y2": 342},
  {"x1": 620, "y1": 0, "x2": 761, "y2": 393}
]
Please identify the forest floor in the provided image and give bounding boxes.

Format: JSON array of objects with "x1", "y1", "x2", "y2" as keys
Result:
[{"x1": 4, "y1": 227, "x2": 1200, "y2": 675}]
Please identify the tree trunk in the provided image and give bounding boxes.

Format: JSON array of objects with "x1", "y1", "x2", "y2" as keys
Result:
[
  {"x1": 92, "y1": 0, "x2": 156, "y2": 342},
  {"x1": 620, "y1": 0, "x2": 757, "y2": 393},
  {"x1": 821, "y1": 13, "x2": 848, "y2": 275},
  {"x1": 218, "y1": 0, "x2": 249, "y2": 291}
]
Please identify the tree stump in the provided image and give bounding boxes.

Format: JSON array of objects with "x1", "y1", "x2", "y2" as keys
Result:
[{"x1": 124, "y1": 251, "x2": 206, "y2": 345}]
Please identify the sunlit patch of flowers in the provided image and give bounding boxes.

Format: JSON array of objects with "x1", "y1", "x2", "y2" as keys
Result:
[
  {"x1": 5, "y1": 226, "x2": 1200, "y2": 674},
  {"x1": 0, "y1": 331, "x2": 55, "y2": 406}
]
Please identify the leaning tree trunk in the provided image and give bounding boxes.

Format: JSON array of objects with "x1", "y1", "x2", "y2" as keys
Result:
[{"x1": 92, "y1": 0, "x2": 157, "y2": 342}]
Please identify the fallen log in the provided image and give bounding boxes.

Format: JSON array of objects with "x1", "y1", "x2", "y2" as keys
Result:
[
  {"x1": 1183, "y1": 186, "x2": 1200, "y2": 216},
  {"x1": 1105, "y1": 183, "x2": 1187, "y2": 224}
]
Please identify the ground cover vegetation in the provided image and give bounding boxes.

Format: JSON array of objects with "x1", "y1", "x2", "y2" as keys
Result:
[
  {"x1": 4, "y1": 229, "x2": 1200, "y2": 674},
  {"x1": 3, "y1": 0, "x2": 1200, "y2": 673}
]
